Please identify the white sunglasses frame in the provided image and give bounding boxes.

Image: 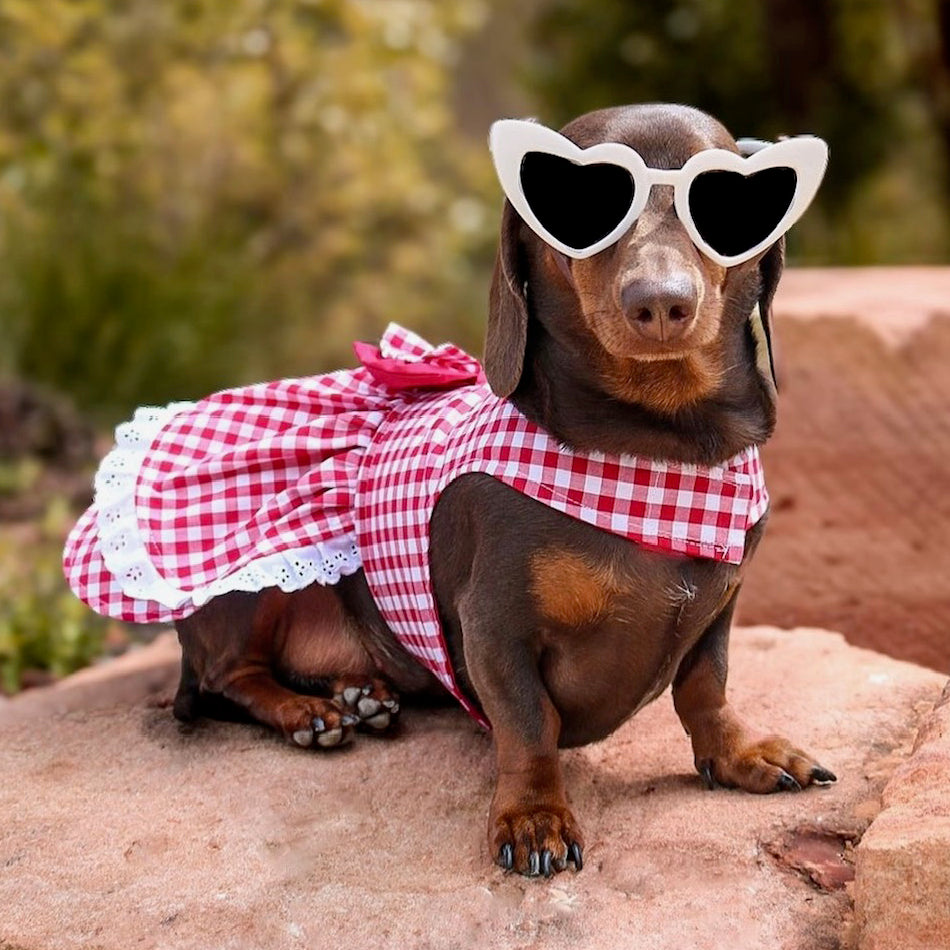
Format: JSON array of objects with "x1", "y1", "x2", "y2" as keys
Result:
[{"x1": 489, "y1": 119, "x2": 829, "y2": 267}]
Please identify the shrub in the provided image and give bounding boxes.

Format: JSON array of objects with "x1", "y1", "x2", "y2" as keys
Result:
[
  {"x1": 0, "y1": 499, "x2": 109, "y2": 693},
  {"x1": 0, "y1": 0, "x2": 497, "y2": 423}
]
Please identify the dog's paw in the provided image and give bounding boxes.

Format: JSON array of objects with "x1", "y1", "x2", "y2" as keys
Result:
[
  {"x1": 332, "y1": 676, "x2": 400, "y2": 733},
  {"x1": 489, "y1": 805, "x2": 585, "y2": 877},
  {"x1": 282, "y1": 697, "x2": 358, "y2": 750},
  {"x1": 697, "y1": 735, "x2": 836, "y2": 794}
]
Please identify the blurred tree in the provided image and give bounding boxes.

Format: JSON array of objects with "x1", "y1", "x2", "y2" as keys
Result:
[
  {"x1": 898, "y1": 0, "x2": 950, "y2": 197},
  {"x1": 0, "y1": 0, "x2": 497, "y2": 420},
  {"x1": 527, "y1": 0, "x2": 950, "y2": 263}
]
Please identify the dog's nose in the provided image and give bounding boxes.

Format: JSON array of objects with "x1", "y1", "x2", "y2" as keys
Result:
[{"x1": 621, "y1": 277, "x2": 698, "y2": 343}]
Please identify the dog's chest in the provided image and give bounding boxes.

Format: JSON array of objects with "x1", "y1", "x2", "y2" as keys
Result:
[
  {"x1": 530, "y1": 542, "x2": 738, "y2": 633},
  {"x1": 528, "y1": 540, "x2": 743, "y2": 742}
]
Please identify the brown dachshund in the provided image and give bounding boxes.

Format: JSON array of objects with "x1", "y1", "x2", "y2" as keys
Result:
[{"x1": 172, "y1": 103, "x2": 835, "y2": 877}]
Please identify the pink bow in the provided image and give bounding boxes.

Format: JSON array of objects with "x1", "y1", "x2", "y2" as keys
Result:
[{"x1": 354, "y1": 338, "x2": 485, "y2": 391}]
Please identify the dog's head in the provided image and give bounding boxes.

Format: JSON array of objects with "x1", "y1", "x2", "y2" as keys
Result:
[{"x1": 486, "y1": 104, "x2": 798, "y2": 419}]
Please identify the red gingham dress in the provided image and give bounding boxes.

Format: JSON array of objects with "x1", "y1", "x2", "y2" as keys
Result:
[{"x1": 64, "y1": 324, "x2": 768, "y2": 724}]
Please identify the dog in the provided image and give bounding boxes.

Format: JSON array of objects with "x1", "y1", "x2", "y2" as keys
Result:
[{"x1": 88, "y1": 103, "x2": 837, "y2": 878}]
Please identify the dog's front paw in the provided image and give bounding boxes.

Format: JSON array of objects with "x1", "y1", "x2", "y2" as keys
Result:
[
  {"x1": 696, "y1": 733, "x2": 836, "y2": 794},
  {"x1": 332, "y1": 676, "x2": 400, "y2": 732},
  {"x1": 489, "y1": 804, "x2": 585, "y2": 877}
]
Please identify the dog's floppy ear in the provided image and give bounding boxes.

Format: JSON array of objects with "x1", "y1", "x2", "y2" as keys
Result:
[
  {"x1": 750, "y1": 235, "x2": 784, "y2": 398},
  {"x1": 738, "y1": 135, "x2": 784, "y2": 397},
  {"x1": 485, "y1": 199, "x2": 529, "y2": 398}
]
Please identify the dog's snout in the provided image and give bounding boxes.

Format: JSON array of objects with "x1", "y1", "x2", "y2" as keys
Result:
[{"x1": 621, "y1": 277, "x2": 698, "y2": 343}]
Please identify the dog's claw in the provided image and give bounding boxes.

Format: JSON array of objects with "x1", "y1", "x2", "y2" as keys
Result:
[
  {"x1": 342, "y1": 687, "x2": 361, "y2": 706},
  {"x1": 312, "y1": 716, "x2": 325, "y2": 733},
  {"x1": 776, "y1": 770, "x2": 802, "y2": 792},
  {"x1": 499, "y1": 843, "x2": 513, "y2": 871},
  {"x1": 541, "y1": 850, "x2": 553, "y2": 877},
  {"x1": 811, "y1": 765, "x2": 837, "y2": 785},
  {"x1": 528, "y1": 851, "x2": 540, "y2": 876},
  {"x1": 341, "y1": 714, "x2": 359, "y2": 727},
  {"x1": 568, "y1": 841, "x2": 583, "y2": 871},
  {"x1": 699, "y1": 760, "x2": 716, "y2": 790}
]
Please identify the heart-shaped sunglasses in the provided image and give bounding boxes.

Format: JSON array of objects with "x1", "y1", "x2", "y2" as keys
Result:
[{"x1": 489, "y1": 119, "x2": 828, "y2": 267}]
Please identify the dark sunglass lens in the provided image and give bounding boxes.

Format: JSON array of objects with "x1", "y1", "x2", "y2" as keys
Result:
[
  {"x1": 520, "y1": 152, "x2": 634, "y2": 251},
  {"x1": 687, "y1": 167, "x2": 797, "y2": 258}
]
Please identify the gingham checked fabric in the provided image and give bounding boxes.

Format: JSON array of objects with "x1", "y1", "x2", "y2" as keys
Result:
[{"x1": 64, "y1": 323, "x2": 768, "y2": 724}]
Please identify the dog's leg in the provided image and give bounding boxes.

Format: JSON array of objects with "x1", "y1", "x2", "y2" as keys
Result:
[
  {"x1": 172, "y1": 651, "x2": 202, "y2": 722},
  {"x1": 176, "y1": 589, "x2": 364, "y2": 749},
  {"x1": 464, "y1": 626, "x2": 584, "y2": 876},
  {"x1": 672, "y1": 589, "x2": 837, "y2": 792},
  {"x1": 202, "y1": 656, "x2": 361, "y2": 749}
]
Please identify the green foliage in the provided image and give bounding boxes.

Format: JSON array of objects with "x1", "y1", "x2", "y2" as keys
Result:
[
  {"x1": 0, "y1": 0, "x2": 497, "y2": 421},
  {"x1": 0, "y1": 500, "x2": 108, "y2": 693},
  {"x1": 527, "y1": 0, "x2": 950, "y2": 264}
]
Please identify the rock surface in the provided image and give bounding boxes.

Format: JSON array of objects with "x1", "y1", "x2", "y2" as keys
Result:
[
  {"x1": 853, "y1": 680, "x2": 950, "y2": 950},
  {"x1": 741, "y1": 267, "x2": 950, "y2": 672},
  {"x1": 0, "y1": 627, "x2": 944, "y2": 950}
]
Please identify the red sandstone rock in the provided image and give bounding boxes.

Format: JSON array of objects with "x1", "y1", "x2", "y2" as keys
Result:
[
  {"x1": 0, "y1": 627, "x2": 943, "y2": 950},
  {"x1": 741, "y1": 267, "x2": 950, "y2": 672},
  {"x1": 853, "y1": 682, "x2": 950, "y2": 950},
  {"x1": 0, "y1": 633, "x2": 180, "y2": 725}
]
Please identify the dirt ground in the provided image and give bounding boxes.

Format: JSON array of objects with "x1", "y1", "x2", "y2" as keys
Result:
[{"x1": 739, "y1": 267, "x2": 950, "y2": 674}]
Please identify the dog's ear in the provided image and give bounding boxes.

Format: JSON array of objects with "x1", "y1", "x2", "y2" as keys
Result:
[
  {"x1": 485, "y1": 200, "x2": 529, "y2": 398},
  {"x1": 750, "y1": 235, "x2": 784, "y2": 398}
]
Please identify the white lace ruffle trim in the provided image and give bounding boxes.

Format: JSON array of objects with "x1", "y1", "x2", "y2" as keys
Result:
[{"x1": 93, "y1": 403, "x2": 363, "y2": 614}]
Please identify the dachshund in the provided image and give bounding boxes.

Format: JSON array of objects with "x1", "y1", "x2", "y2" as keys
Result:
[{"x1": 170, "y1": 103, "x2": 836, "y2": 877}]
